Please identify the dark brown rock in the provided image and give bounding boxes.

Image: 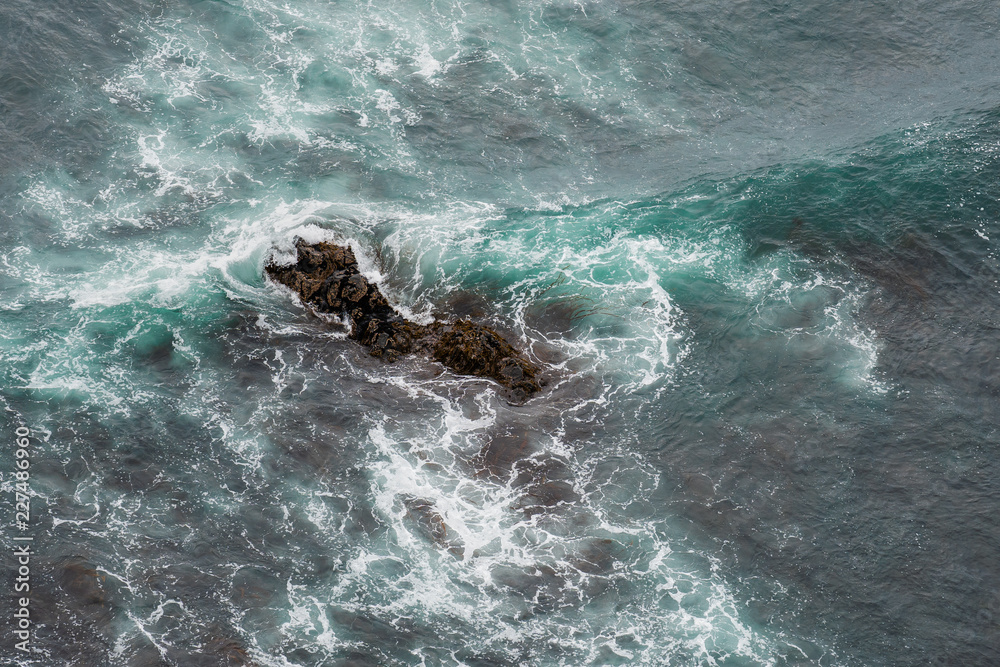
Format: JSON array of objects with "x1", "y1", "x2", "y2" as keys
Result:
[
  {"x1": 265, "y1": 239, "x2": 542, "y2": 400},
  {"x1": 430, "y1": 319, "x2": 541, "y2": 402}
]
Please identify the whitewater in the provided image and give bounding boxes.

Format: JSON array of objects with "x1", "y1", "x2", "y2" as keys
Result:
[{"x1": 2, "y1": 0, "x2": 1000, "y2": 665}]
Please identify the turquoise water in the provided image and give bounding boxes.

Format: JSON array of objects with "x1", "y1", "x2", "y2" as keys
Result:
[{"x1": 2, "y1": 1, "x2": 1000, "y2": 664}]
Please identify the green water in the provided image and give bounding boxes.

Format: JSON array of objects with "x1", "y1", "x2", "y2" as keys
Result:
[{"x1": 2, "y1": 0, "x2": 1000, "y2": 665}]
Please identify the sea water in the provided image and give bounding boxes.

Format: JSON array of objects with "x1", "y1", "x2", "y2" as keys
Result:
[{"x1": 2, "y1": 0, "x2": 1000, "y2": 665}]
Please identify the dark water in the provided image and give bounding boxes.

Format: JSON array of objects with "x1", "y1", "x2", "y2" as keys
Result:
[{"x1": 2, "y1": 1, "x2": 1000, "y2": 665}]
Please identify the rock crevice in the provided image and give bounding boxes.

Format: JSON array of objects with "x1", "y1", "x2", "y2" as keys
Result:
[{"x1": 266, "y1": 239, "x2": 542, "y2": 402}]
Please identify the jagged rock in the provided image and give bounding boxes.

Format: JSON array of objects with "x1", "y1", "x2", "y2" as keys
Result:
[
  {"x1": 265, "y1": 239, "x2": 542, "y2": 400},
  {"x1": 430, "y1": 320, "x2": 540, "y2": 402}
]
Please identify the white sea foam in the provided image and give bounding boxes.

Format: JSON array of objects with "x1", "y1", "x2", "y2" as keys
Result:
[
  {"x1": 1, "y1": 1, "x2": 872, "y2": 663},
  {"x1": 413, "y1": 44, "x2": 443, "y2": 79},
  {"x1": 334, "y1": 386, "x2": 780, "y2": 665},
  {"x1": 378, "y1": 202, "x2": 691, "y2": 393}
]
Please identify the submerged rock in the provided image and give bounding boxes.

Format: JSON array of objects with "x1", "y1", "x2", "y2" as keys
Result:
[
  {"x1": 400, "y1": 494, "x2": 465, "y2": 558},
  {"x1": 265, "y1": 239, "x2": 542, "y2": 401}
]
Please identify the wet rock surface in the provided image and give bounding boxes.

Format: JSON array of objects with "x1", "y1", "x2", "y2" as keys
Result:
[{"x1": 265, "y1": 239, "x2": 542, "y2": 401}]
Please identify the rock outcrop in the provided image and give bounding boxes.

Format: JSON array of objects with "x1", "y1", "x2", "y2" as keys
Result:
[{"x1": 265, "y1": 239, "x2": 542, "y2": 402}]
